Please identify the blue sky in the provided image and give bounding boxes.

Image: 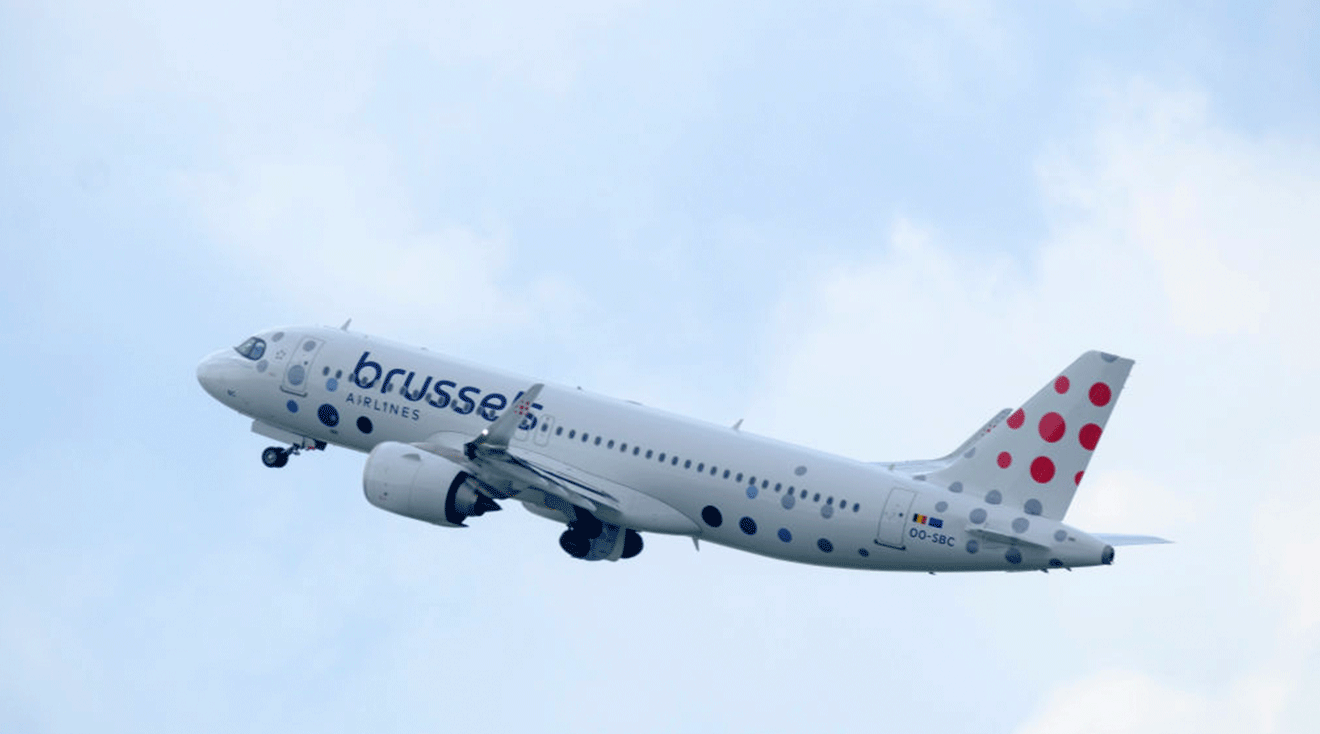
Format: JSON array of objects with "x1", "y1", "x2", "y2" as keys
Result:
[{"x1": 3, "y1": 2, "x2": 1318, "y2": 732}]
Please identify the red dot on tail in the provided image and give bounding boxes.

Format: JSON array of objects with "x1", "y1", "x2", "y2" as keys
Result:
[
  {"x1": 1038, "y1": 412, "x2": 1066, "y2": 443},
  {"x1": 1055, "y1": 376, "x2": 1070, "y2": 394},
  {"x1": 1030, "y1": 457, "x2": 1055, "y2": 483},
  {"x1": 1007, "y1": 409, "x2": 1025, "y2": 429},
  {"x1": 1089, "y1": 382, "x2": 1112, "y2": 406},
  {"x1": 997, "y1": 452, "x2": 1012, "y2": 468},
  {"x1": 1074, "y1": 471, "x2": 1084, "y2": 485},
  {"x1": 1079, "y1": 423, "x2": 1102, "y2": 450}
]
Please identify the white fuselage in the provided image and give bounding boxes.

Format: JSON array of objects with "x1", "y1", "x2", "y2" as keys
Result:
[{"x1": 198, "y1": 326, "x2": 1114, "y2": 572}]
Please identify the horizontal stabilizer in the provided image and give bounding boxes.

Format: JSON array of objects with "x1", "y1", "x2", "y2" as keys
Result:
[
  {"x1": 1093, "y1": 534, "x2": 1172, "y2": 546},
  {"x1": 965, "y1": 526, "x2": 1051, "y2": 549}
]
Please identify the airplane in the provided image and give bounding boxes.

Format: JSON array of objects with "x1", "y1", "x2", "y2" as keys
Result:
[{"x1": 196, "y1": 323, "x2": 1168, "y2": 572}]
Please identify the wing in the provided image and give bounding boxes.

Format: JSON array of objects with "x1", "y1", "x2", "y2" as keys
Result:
[{"x1": 413, "y1": 384, "x2": 696, "y2": 536}]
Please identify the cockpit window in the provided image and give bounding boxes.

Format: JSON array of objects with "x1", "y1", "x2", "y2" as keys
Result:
[{"x1": 234, "y1": 336, "x2": 266, "y2": 360}]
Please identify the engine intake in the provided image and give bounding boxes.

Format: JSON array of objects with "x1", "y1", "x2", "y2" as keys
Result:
[{"x1": 363, "y1": 441, "x2": 499, "y2": 527}]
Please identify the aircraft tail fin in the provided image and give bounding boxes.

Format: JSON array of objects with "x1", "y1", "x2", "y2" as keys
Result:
[
  {"x1": 927, "y1": 351, "x2": 1134, "y2": 521},
  {"x1": 939, "y1": 408, "x2": 1013, "y2": 463}
]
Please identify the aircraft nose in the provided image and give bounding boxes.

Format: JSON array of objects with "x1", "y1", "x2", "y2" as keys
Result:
[{"x1": 197, "y1": 350, "x2": 238, "y2": 402}]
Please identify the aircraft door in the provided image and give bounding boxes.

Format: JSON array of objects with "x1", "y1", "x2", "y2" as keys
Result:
[
  {"x1": 281, "y1": 336, "x2": 324, "y2": 397},
  {"x1": 875, "y1": 487, "x2": 916, "y2": 549}
]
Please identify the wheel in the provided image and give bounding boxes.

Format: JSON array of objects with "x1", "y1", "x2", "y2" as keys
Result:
[
  {"x1": 570, "y1": 512, "x2": 603, "y2": 540},
  {"x1": 261, "y1": 446, "x2": 287, "y2": 468},
  {"x1": 621, "y1": 529, "x2": 643, "y2": 559},
  {"x1": 559, "y1": 529, "x2": 591, "y2": 559}
]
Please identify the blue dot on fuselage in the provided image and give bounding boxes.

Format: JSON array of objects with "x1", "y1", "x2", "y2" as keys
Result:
[
  {"x1": 746, "y1": 485, "x2": 758, "y2": 499},
  {"x1": 777, "y1": 528, "x2": 792, "y2": 543},
  {"x1": 286, "y1": 400, "x2": 298, "y2": 413},
  {"x1": 326, "y1": 378, "x2": 338, "y2": 392}
]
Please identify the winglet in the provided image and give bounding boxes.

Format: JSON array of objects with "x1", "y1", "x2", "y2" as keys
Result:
[{"x1": 470, "y1": 384, "x2": 543, "y2": 452}]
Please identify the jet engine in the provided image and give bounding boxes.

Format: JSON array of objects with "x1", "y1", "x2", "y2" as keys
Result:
[{"x1": 363, "y1": 441, "x2": 500, "y2": 527}]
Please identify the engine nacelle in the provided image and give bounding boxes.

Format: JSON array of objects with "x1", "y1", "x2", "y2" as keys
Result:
[{"x1": 363, "y1": 441, "x2": 499, "y2": 527}]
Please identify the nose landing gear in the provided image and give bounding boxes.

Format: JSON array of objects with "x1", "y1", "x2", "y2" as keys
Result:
[
  {"x1": 260, "y1": 440, "x2": 326, "y2": 468},
  {"x1": 261, "y1": 446, "x2": 290, "y2": 468}
]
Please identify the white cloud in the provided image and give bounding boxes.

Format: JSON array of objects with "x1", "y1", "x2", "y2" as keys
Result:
[
  {"x1": 749, "y1": 77, "x2": 1320, "y2": 733},
  {"x1": 1016, "y1": 668, "x2": 1254, "y2": 734},
  {"x1": 1038, "y1": 80, "x2": 1320, "y2": 359},
  {"x1": 178, "y1": 152, "x2": 583, "y2": 339}
]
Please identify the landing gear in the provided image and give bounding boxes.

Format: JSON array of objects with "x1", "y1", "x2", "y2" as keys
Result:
[
  {"x1": 559, "y1": 529, "x2": 592, "y2": 559},
  {"x1": 569, "y1": 513, "x2": 603, "y2": 540},
  {"x1": 622, "y1": 529, "x2": 643, "y2": 559},
  {"x1": 260, "y1": 440, "x2": 327, "y2": 468},
  {"x1": 261, "y1": 446, "x2": 289, "y2": 468},
  {"x1": 558, "y1": 511, "x2": 645, "y2": 561}
]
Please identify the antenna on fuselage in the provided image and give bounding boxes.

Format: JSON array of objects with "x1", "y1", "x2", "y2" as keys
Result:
[{"x1": 340, "y1": 318, "x2": 352, "y2": 331}]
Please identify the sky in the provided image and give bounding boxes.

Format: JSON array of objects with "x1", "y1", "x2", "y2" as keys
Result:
[{"x1": 2, "y1": 1, "x2": 1318, "y2": 732}]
